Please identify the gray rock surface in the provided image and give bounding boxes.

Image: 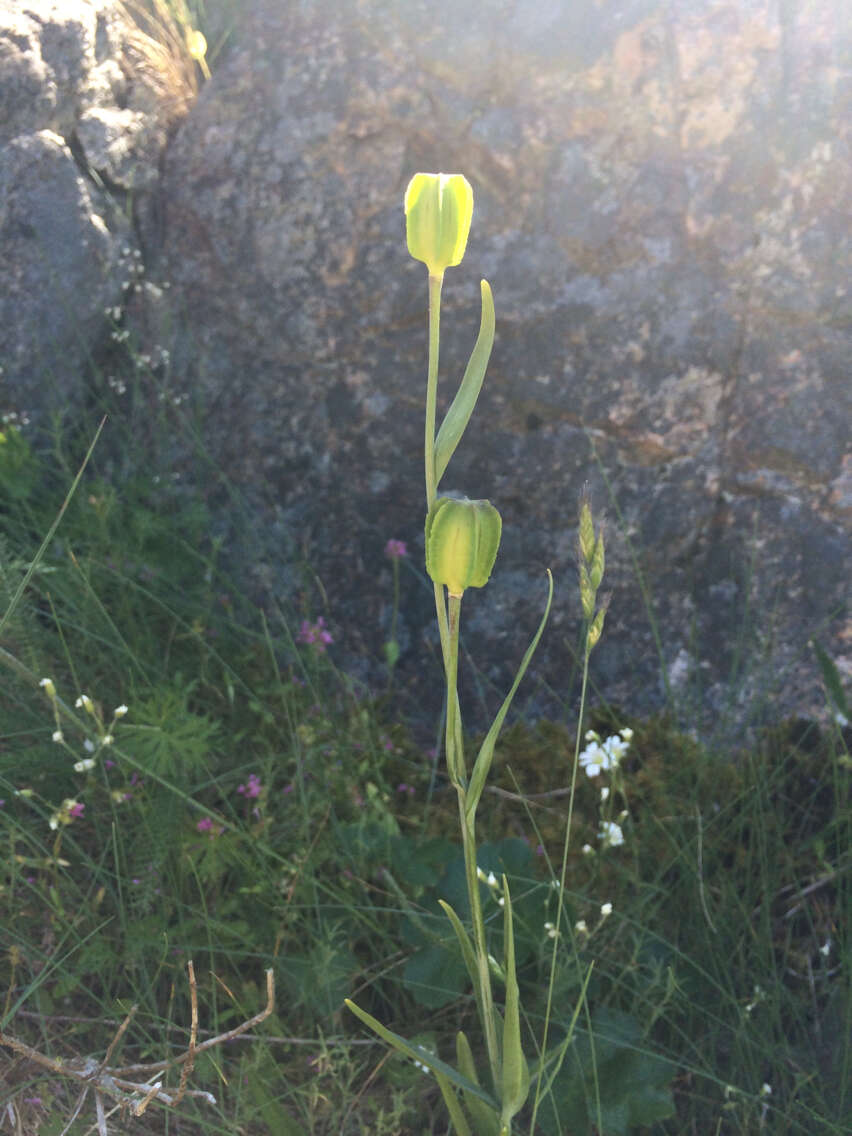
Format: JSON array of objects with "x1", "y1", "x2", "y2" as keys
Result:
[
  {"x1": 0, "y1": 0, "x2": 174, "y2": 421},
  {"x1": 8, "y1": 0, "x2": 852, "y2": 737}
]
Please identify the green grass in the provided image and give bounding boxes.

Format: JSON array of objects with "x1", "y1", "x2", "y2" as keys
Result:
[{"x1": 0, "y1": 409, "x2": 849, "y2": 1135}]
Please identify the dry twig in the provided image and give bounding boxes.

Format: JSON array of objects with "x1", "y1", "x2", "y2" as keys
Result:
[{"x1": 0, "y1": 964, "x2": 275, "y2": 1133}]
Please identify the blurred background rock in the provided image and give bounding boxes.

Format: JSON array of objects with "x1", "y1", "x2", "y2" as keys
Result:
[{"x1": 2, "y1": 0, "x2": 849, "y2": 737}]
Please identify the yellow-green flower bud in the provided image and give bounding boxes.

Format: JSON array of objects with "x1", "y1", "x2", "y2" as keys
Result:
[
  {"x1": 425, "y1": 496, "x2": 501, "y2": 596},
  {"x1": 404, "y1": 173, "x2": 473, "y2": 277}
]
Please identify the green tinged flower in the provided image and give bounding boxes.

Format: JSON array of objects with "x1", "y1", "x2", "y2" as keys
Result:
[
  {"x1": 425, "y1": 496, "x2": 501, "y2": 597},
  {"x1": 405, "y1": 173, "x2": 474, "y2": 277}
]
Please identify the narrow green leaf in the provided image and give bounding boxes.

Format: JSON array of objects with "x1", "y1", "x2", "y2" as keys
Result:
[
  {"x1": 435, "y1": 1069, "x2": 474, "y2": 1136},
  {"x1": 457, "y1": 1032, "x2": 502, "y2": 1136},
  {"x1": 344, "y1": 999, "x2": 499, "y2": 1110},
  {"x1": 466, "y1": 570, "x2": 554, "y2": 820},
  {"x1": 434, "y1": 279, "x2": 495, "y2": 486},
  {"x1": 438, "y1": 899, "x2": 479, "y2": 990},
  {"x1": 499, "y1": 878, "x2": 530, "y2": 1122}
]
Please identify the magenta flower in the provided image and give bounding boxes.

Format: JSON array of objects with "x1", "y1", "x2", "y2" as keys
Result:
[
  {"x1": 237, "y1": 773, "x2": 262, "y2": 799},
  {"x1": 297, "y1": 617, "x2": 333, "y2": 652},
  {"x1": 196, "y1": 817, "x2": 213, "y2": 832},
  {"x1": 385, "y1": 539, "x2": 408, "y2": 559},
  {"x1": 68, "y1": 802, "x2": 85, "y2": 820}
]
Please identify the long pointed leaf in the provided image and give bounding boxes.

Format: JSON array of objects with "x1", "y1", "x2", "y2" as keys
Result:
[
  {"x1": 434, "y1": 279, "x2": 495, "y2": 486},
  {"x1": 434, "y1": 1069, "x2": 473, "y2": 1136},
  {"x1": 344, "y1": 999, "x2": 499, "y2": 1110},
  {"x1": 466, "y1": 570, "x2": 553, "y2": 819},
  {"x1": 500, "y1": 878, "x2": 530, "y2": 1122},
  {"x1": 438, "y1": 899, "x2": 479, "y2": 990},
  {"x1": 456, "y1": 1031, "x2": 502, "y2": 1136}
]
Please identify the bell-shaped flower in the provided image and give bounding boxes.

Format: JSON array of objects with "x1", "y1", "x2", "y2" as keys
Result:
[
  {"x1": 425, "y1": 496, "x2": 501, "y2": 597},
  {"x1": 405, "y1": 173, "x2": 473, "y2": 277}
]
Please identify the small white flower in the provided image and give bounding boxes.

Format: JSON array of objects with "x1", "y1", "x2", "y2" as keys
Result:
[
  {"x1": 574, "y1": 919, "x2": 588, "y2": 935},
  {"x1": 52, "y1": 730, "x2": 64, "y2": 743},
  {"x1": 497, "y1": 896, "x2": 505, "y2": 907},
  {"x1": 76, "y1": 694, "x2": 94, "y2": 712},
  {"x1": 819, "y1": 938, "x2": 831, "y2": 957},
  {"x1": 544, "y1": 921, "x2": 558, "y2": 940},
  {"x1": 619, "y1": 727, "x2": 634, "y2": 741},
  {"x1": 579, "y1": 742, "x2": 606, "y2": 777},
  {"x1": 550, "y1": 878, "x2": 560, "y2": 889},
  {"x1": 83, "y1": 738, "x2": 95, "y2": 753},
  {"x1": 40, "y1": 678, "x2": 56, "y2": 698},
  {"x1": 74, "y1": 758, "x2": 95, "y2": 772},
  {"x1": 476, "y1": 866, "x2": 487, "y2": 881},
  {"x1": 600, "y1": 902, "x2": 613, "y2": 917},
  {"x1": 114, "y1": 704, "x2": 128, "y2": 717},
  {"x1": 760, "y1": 1083, "x2": 772, "y2": 1097},
  {"x1": 486, "y1": 871, "x2": 498, "y2": 888},
  {"x1": 102, "y1": 734, "x2": 114, "y2": 746},
  {"x1": 48, "y1": 813, "x2": 60, "y2": 830},
  {"x1": 581, "y1": 843, "x2": 594, "y2": 856},
  {"x1": 602, "y1": 734, "x2": 629, "y2": 763},
  {"x1": 600, "y1": 786, "x2": 610, "y2": 801},
  {"x1": 598, "y1": 820, "x2": 625, "y2": 848},
  {"x1": 585, "y1": 729, "x2": 599, "y2": 741}
]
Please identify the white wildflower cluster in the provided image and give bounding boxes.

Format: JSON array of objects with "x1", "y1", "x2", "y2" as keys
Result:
[
  {"x1": 579, "y1": 727, "x2": 633, "y2": 778},
  {"x1": 598, "y1": 818, "x2": 626, "y2": 848},
  {"x1": 577, "y1": 726, "x2": 634, "y2": 853},
  {"x1": 571, "y1": 901, "x2": 614, "y2": 944},
  {"x1": 39, "y1": 680, "x2": 130, "y2": 822},
  {"x1": 1, "y1": 409, "x2": 30, "y2": 428}
]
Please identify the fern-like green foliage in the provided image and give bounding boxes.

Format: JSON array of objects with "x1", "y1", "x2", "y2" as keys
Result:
[
  {"x1": 122, "y1": 681, "x2": 221, "y2": 890},
  {"x1": 129, "y1": 681, "x2": 220, "y2": 780},
  {"x1": 0, "y1": 533, "x2": 47, "y2": 672}
]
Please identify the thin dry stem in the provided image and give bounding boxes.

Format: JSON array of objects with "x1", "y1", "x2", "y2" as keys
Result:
[{"x1": 0, "y1": 966, "x2": 275, "y2": 1132}]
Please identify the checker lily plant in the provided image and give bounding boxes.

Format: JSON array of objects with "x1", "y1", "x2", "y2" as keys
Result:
[{"x1": 346, "y1": 174, "x2": 607, "y2": 1135}]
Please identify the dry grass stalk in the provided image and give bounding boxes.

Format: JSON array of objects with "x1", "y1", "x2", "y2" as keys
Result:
[
  {"x1": 0, "y1": 964, "x2": 275, "y2": 1135},
  {"x1": 117, "y1": 0, "x2": 209, "y2": 124}
]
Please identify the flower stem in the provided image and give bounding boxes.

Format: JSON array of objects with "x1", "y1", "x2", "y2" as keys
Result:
[
  {"x1": 425, "y1": 272, "x2": 444, "y2": 515},
  {"x1": 529, "y1": 636, "x2": 593, "y2": 1131},
  {"x1": 447, "y1": 593, "x2": 500, "y2": 1093}
]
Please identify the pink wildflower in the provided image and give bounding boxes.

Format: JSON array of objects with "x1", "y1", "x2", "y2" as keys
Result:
[
  {"x1": 297, "y1": 617, "x2": 333, "y2": 652},
  {"x1": 196, "y1": 817, "x2": 213, "y2": 832},
  {"x1": 68, "y1": 802, "x2": 85, "y2": 819},
  {"x1": 385, "y1": 539, "x2": 408, "y2": 559},
  {"x1": 237, "y1": 773, "x2": 262, "y2": 799}
]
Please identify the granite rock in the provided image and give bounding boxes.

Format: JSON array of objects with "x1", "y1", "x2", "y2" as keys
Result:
[
  {"x1": 10, "y1": 0, "x2": 852, "y2": 737},
  {"x1": 0, "y1": 0, "x2": 177, "y2": 421}
]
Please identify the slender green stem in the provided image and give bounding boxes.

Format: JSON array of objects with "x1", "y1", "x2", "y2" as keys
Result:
[
  {"x1": 423, "y1": 264, "x2": 498, "y2": 1106},
  {"x1": 390, "y1": 558, "x2": 400, "y2": 645},
  {"x1": 446, "y1": 593, "x2": 500, "y2": 1094},
  {"x1": 424, "y1": 270, "x2": 462, "y2": 743},
  {"x1": 529, "y1": 635, "x2": 593, "y2": 1133},
  {"x1": 425, "y1": 272, "x2": 444, "y2": 514},
  {"x1": 445, "y1": 594, "x2": 463, "y2": 786}
]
